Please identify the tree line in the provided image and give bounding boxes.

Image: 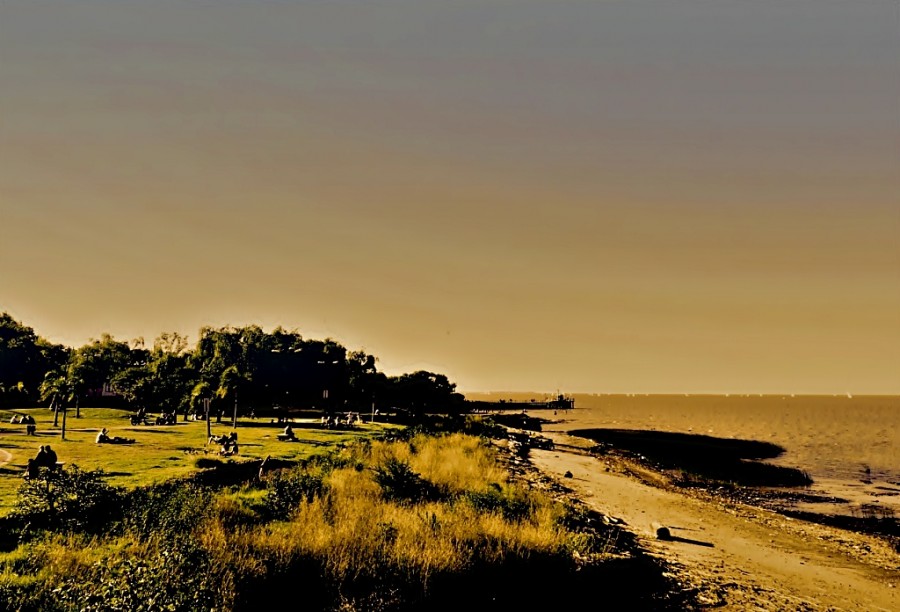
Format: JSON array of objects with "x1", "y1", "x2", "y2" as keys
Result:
[{"x1": 0, "y1": 313, "x2": 463, "y2": 418}]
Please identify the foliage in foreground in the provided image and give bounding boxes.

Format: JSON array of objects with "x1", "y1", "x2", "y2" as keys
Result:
[
  {"x1": 14, "y1": 467, "x2": 124, "y2": 534},
  {"x1": 0, "y1": 432, "x2": 673, "y2": 611}
]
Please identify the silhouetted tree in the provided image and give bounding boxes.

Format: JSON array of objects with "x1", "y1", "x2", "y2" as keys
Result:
[
  {"x1": 0, "y1": 313, "x2": 68, "y2": 406},
  {"x1": 70, "y1": 334, "x2": 136, "y2": 405},
  {"x1": 387, "y1": 371, "x2": 464, "y2": 416}
]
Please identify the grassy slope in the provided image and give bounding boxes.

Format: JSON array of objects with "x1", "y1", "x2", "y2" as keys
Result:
[
  {"x1": 0, "y1": 429, "x2": 682, "y2": 611},
  {"x1": 0, "y1": 407, "x2": 396, "y2": 515}
]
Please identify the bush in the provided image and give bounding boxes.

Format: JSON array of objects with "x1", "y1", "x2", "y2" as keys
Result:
[
  {"x1": 463, "y1": 484, "x2": 534, "y2": 521},
  {"x1": 194, "y1": 457, "x2": 224, "y2": 469},
  {"x1": 391, "y1": 414, "x2": 507, "y2": 440},
  {"x1": 264, "y1": 471, "x2": 326, "y2": 520},
  {"x1": 304, "y1": 452, "x2": 355, "y2": 472},
  {"x1": 15, "y1": 466, "x2": 124, "y2": 533},
  {"x1": 373, "y1": 458, "x2": 433, "y2": 504},
  {"x1": 122, "y1": 481, "x2": 213, "y2": 539},
  {"x1": 51, "y1": 540, "x2": 219, "y2": 612}
]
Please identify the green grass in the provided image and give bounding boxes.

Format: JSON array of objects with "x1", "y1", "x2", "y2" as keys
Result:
[
  {"x1": 0, "y1": 407, "x2": 397, "y2": 516},
  {"x1": 0, "y1": 418, "x2": 683, "y2": 611}
]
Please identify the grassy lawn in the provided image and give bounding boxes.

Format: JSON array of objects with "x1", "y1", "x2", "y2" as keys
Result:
[{"x1": 0, "y1": 407, "x2": 397, "y2": 516}]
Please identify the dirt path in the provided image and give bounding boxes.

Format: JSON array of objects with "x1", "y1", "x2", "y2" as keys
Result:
[{"x1": 530, "y1": 437, "x2": 898, "y2": 611}]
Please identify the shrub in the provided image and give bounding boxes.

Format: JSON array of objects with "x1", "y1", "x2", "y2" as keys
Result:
[
  {"x1": 15, "y1": 466, "x2": 124, "y2": 533},
  {"x1": 264, "y1": 471, "x2": 326, "y2": 520},
  {"x1": 194, "y1": 457, "x2": 224, "y2": 469},
  {"x1": 373, "y1": 459, "x2": 433, "y2": 504},
  {"x1": 51, "y1": 540, "x2": 219, "y2": 612},
  {"x1": 463, "y1": 485, "x2": 534, "y2": 522},
  {"x1": 121, "y1": 481, "x2": 213, "y2": 539},
  {"x1": 212, "y1": 489, "x2": 270, "y2": 529},
  {"x1": 390, "y1": 414, "x2": 507, "y2": 440},
  {"x1": 304, "y1": 452, "x2": 356, "y2": 472}
]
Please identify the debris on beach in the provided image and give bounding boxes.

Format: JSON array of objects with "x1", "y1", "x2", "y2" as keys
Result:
[{"x1": 653, "y1": 523, "x2": 672, "y2": 540}]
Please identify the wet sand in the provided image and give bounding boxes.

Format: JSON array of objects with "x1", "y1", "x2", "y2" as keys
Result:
[{"x1": 528, "y1": 433, "x2": 899, "y2": 611}]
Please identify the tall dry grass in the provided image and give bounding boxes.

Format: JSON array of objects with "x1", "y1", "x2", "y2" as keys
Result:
[
  {"x1": 215, "y1": 433, "x2": 572, "y2": 589},
  {"x1": 360, "y1": 433, "x2": 509, "y2": 494},
  {"x1": 0, "y1": 431, "x2": 616, "y2": 610}
]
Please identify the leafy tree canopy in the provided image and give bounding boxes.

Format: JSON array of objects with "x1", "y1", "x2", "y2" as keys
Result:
[{"x1": 0, "y1": 314, "x2": 464, "y2": 416}]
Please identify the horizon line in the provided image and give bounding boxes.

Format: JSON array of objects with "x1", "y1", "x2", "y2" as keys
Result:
[{"x1": 460, "y1": 391, "x2": 900, "y2": 398}]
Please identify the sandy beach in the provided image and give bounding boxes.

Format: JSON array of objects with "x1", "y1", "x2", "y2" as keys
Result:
[
  {"x1": 528, "y1": 431, "x2": 898, "y2": 611},
  {"x1": 474, "y1": 394, "x2": 900, "y2": 520}
]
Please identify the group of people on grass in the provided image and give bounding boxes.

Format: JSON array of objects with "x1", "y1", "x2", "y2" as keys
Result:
[
  {"x1": 321, "y1": 413, "x2": 361, "y2": 429},
  {"x1": 130, "y1": 408, "x2": 149, "y2": 425},
  {"x1": 155, "y1": 412, "x2": 177, "y2": 425},
  {"x1": 17, "y1": 406, "x2": 365, "y2": 480},
  {"x1": 127, "y1": 408, "x2": 179, "y2": 426},
  {"x1": 9, "y1": 413, "x2": 37, "y2": 435},
  {"x1": 209, "y1": 431, "x2": 239, "y2": 456}
]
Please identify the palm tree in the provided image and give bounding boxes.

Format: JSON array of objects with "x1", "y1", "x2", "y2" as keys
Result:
[
  {"x1": 216, "y1": 365, "x2": 246, "y2": 428},
  {"x1": 190, "y1": 381, "x2": 213, "y2": 439},
  {"x1": 69, "y1": 373, "x2": 84, "y2": 418},
  {"x1": 39, "y1": 372, "x2": 74, "y2": 428}
]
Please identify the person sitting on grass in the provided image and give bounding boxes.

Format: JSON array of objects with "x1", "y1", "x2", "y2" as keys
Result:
[
  {"x1": 208, "y1": 433, "x2": 227, "y2": 446},
  {"x1": 96, "y1": 428, "x2": 134, "y2": 444},
  {"x1": 220, "y1": 432, "x2": 239, "y2": 456},
  {"x1": 282, "y1": 424, "x2": 296, "y2": 441},
  {"x1": 155, "y1": 412, "x2": 176, "y2": 425}
]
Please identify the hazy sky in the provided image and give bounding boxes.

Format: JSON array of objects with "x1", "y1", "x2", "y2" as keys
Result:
[{"x1": 2, "y1": 1, "x2": 898, "y2": 394}]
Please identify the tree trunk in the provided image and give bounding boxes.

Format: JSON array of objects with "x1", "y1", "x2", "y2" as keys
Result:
[{"x1": 61, "y1": 407, "x2": 67, "y2": 440}]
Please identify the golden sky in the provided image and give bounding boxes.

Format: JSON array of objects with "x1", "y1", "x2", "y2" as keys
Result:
[{"x1": 1, "y1": 1, "x2": 898, "y2": 393}]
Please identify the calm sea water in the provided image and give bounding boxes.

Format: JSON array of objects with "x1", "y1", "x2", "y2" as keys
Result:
[{"x1": 535, "y1": 394, "x2": 900, "y2": 515}]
